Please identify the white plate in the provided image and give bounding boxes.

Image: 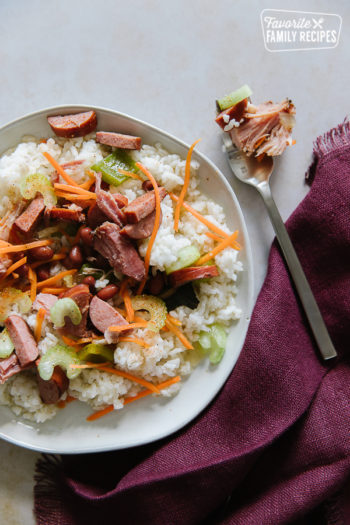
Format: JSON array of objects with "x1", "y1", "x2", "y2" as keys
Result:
[{"x1": 0, "y1": 105, "x2": 254, "y2": 453}]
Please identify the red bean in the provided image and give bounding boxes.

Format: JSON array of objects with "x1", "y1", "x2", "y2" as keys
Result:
[
  {"x1": 142, "y1": 180, "x2": 154, "y2": 192},
  {"x1": 62, "y1": 256, "x2": 73, "y2": 269},
  {"x1": 82, "y1": 276, "x2": 96, "y2": 289},
  {"x1": 79, "y1": 227, "x2": 94, "y2": 246},
  {"x1": 16, "y1": 264, "x2": 29, "y2": 278},
  {"x1": 97, "y1": 284, "x2": 119, "y2": 301},
  {"x1": 69, "y1": 245, "x2": 83, "y2": 267},
  {"x1": 148, "y1": 272, "x2": 165, "y2": 295},
  {"x1": 37, "y1": 266, "x2": 50, "y2": 281},
  {"x1": 30, "y1": 246, "x2": 54, "y2": 261}
]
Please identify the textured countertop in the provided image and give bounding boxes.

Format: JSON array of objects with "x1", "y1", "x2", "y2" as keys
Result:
[{"x1": 0, "y1": 0, "x2": 348, "y2": 522}]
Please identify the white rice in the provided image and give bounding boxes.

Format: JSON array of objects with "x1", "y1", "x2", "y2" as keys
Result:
[{"x1": 0, "y1": 135, "x2": 242, "y2": 423}]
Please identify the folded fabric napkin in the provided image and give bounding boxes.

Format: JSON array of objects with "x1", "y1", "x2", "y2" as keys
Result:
[{"x1": 34, "y1": 121, "x2": 350, "y2": 525}]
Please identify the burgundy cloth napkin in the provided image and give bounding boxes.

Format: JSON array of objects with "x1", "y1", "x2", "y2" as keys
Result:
[{"x1": 34, "y1": 121, "x2": 350, "y2": 525}]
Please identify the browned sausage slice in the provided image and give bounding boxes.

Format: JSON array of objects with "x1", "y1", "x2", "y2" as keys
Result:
[
  {"x1": 120, "y1": 208, "x2": 162, "y2": 240},
  {"x1": 4, "y1": 315, "x2": 39, "y2": 366},
  {"x1": 94, "y1": 222, "x2": 146, "y2": 282},
  {"x1": 47, "y1": 111, "x2": 97, "y2": 138},
  {"x1": 14, "y1": 195, "x2": 45, "y2": 234},
  {"x1": 0, "y1": 353, "x2": 22, "y2": 384},
  {"x1": 60, "y1": 284, "x2": 92, "y2": 338},
  {"x1": 89, "y1": 295, "x2": 128, "y2": 339},
  {"x1": 48, "y1": 206, "x2": 85, "y2": 222},
  {"x1": 37, "y1": 366, "x2": 69, "y2": 404},
  {"x1": 168, "y1": 265, "x2": 219, "y2": 288},
  {"x1": 33, "y1": 293, "x2": 58, "y2": 313},
  {"x1": 96, "y1": 132, "x2": 142, "y2": 150},
  {"x1": 124, "y1": 187, "x2": 167, "y2": 224}
]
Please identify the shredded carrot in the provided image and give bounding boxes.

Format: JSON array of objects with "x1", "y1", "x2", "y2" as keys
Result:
[
  {"x1": 166, "y1": 313, "x2": 182, "y2": 326},
  {"x1": 86, "y1": 376, "x2": 181, "y2": 421},
  {"x1": 31, "y1": 253, "x2": 66, "y2": 269},
  {"x1": 0, "y1": 239, "x2": 52, "y2": 256},
  {"x1": 108, "y1": 322, "x2": 148, "y2": 333},
  {"x1": 119, "y1": 277, "x2": 129, "y2": 296},
  {"x1": 12, "y1": 273, "x2": 19, "y2": 279},
  {"x1": 60, "y1": 334, "x2": 84, "y2": 349},
  {"x1": 71, "y1": 363, "x2": 160, "y2": 393},
  {"x1": 57, "y1": 395, "x2": 76, "y2": 409},
  {"x1": 170, "y1": 193, "x2": 233, "y2": 239},
  {"x1": 0, "y1": 256, "x2": 27, "y2": 281},
  {"x1": 195, "y1": 231, "x2": 239, "y2": 266},
  {"x1": 291, "y1": 139, "x2": 296, "y2": 146},
  {"x1": 135, "y1": 162, "x2": 161, "y2": 294},
  {"x1": 174, "y1": 139, "x2": 201, "y2": 232},
  {"x1": 118, "y1": 336, "x2": 150, "y2": 348},
  {"x1": 54, "y1": 191, "x2": 95, "y2": 202},
  {"x1": 43, "y1": 152, "x2": 80, "y2": 187},
  {"x1": 39, "y1": 138, "x2": 47, "y2": 144},
  {"x1": 34, "y1": 308, "x2": 46, "y2": 343},
  {"x1": 0, "y1": 240, "x2": 11, "y2": 246},
  {"x1": 164, "y1": 319, "x2": 193, "y2": 349},
  {"x1": 115, "y1": 309, "x2": 146, "y2": 324},
  {"x1": 117, "y1": 168, "x2": 143, "y2": 181},
  {"x1": 122, "y1": 287, "x2": 134, "y2": 323},
  {"x1": 53, "y1": 183, "x2": 96, "y2": 198},
  {"x1": 205, "y1": 231, "x2": 241, "y2": 250},
  {"x1": 28, "y1": 266, "x2": 37, "y2": 302},
  {"x1": 79, "y1": 178, "x2": 95, "y2": 190},
  {"x1": 40, "y1": 287, "x2": 68, "y2": 294},
  {"x1": 36, "y1": 269, "x2": 77, "y2": 290}
]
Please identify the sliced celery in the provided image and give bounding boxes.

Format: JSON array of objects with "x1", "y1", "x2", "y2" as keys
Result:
[
  {"x1": 217, "y1": 84, "x2": 252, "y2": 111},
  {"x1": 20, "y1": 173, "x2": 57, "y2": 207},
  {"x1": 198, "y1": 331, "x2": 211, "y2": 352},
  {"x1": 196, "y1": 323, "x2": 227, "y2": 364},
  {"x1": 165, "y1": 246, "x2": 200, "y2": 275},
  {"x1": 38, "y1": 345, "x2": 81, "y2": 380},
  {"x1": 91, "y1": 149, "x2": 137, "y2": 186},
  {"x1": 0, "y1": 329, "x2": 14, "y2": 359},
  {"x1": 0, "y1": 288, "x2": 32, "y2": 323},
  {"x1": 78, "y1": 344, "x2": 114, "y2": 363},
  {"x1": 131, "y1": 295, "x2": 167, "y2": 332},
  {"x1": 50, "y1": 298, "x2": 82, "y2": 328}
]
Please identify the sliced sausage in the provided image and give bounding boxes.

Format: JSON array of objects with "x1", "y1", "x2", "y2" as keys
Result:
[
  {"x1": 89, "y1": 295, "x2": 128, "y2": 342},
  {"x1": 95, "y1": 173, "x2": 125, "y2": 226},
  {"x1": 47, "y1": 111, "x2": 97, "y2": 138},
  {"x1": 37, "y1": 366, "x2": 69, "y2": 404},
  {"x1": 96, "y1": 132, "x2": 142, "y2": 150},
  {"x1": 215, "y1": 98, "x2": 248, "y2": 129},
  {"x1": 124, "y1": 187, "x2": 166, "y2": 224},
  {"x1": 168, "y1": 265, "x2": 219, "y2": 288},
  {"x1": 4, "y1": 315, "x2": 39, "y2": 367},
  {"x1": 94, "y1": 222, "x2": 145, "y2": 281},
  {"x1": 60, "y1": 284, "x2": 92, "y2": 338},
  {"x1": 32, "y1": 293, "x2": 58, "y2": 313},
  {"x1": 113, "y1": 193, "x2": 128, "y2": 208},
  {"x1": 120, "y1": 208, "x2": 162, "y2": 240},
  {"x1": 48, "y1": 207, "x2": 85, "y2": 222},
  {"x1": 14, "y1": 195, "x2": 45, "y2": 235},
  {"x1": 0, "y1": 353, "x2": 22, "y2": 384}
]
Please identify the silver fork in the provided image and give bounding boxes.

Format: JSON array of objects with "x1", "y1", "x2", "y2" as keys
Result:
[{"x1": 221, "y1": 133, "x2": 337, "y2": 360}]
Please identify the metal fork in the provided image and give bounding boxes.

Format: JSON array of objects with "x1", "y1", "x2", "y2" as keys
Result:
[{"x1": 221, "y1": 133, "x2": 337, "y2": 360}]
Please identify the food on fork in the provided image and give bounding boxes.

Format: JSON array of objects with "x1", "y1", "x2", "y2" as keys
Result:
[{"x1": 216, "y1": 84, "x2": 296, "y2": 157}]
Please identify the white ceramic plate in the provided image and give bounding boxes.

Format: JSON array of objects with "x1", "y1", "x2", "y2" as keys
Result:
[{"x1": 0, "y1": 105, "x2": 254, "y2": 453}]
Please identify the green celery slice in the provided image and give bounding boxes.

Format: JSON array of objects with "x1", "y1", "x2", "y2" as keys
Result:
[
  {"x1": 20, "y1": 173, "x2": 57, "y2": 207},
  {"x1": 78, "y1": 344, "x2": 114, "y2": 363},
  {"x1": 209, "y1": 324, "x2": 227, "y2": 364},
  {"x1": 0, "y1": 329, "x2": 15, "y2": 359},
  {"x1": 91, "y1": 149, "x2": 138, "y2": 186},
  {"x1": 38, "y1": 345, "x2": 81, "y2": 380},
  {"x1": 50, "y1": 298, "x2": 82, "y2": 328},
  {"x1": 217, "y1": 84, "x2": 252, "y2": 111},
  {"x1": 165, "y1": 246, "x2": 201, "y2": 275}
]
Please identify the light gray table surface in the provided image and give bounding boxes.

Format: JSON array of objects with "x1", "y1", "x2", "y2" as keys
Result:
[{"x1": 0, "y1": 0, "x2": 348, "y2": 523}]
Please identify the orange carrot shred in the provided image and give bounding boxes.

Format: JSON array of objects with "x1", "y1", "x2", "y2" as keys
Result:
[
  {"x1": 36, "y1": 269, "x2": 77, "y2": 290},
  {"x1": 166, "y1": 313, "x2": 182, "y2": 326},
  {"x1": 54, "y1": 191, "x2": 95, "y2": 202},
  {"x1": 205, "y1": 231, "x2": 241, "y2": 250},
  {"x1": 34, "y1": 308, "x2": 46, "y2": 343},
  {"x1": 108, "y1": 322, "x2": 148, "y2": 333},
  {"x1": 31, "y1": 253, "x2": 66, "y2": 269},
  {"x1": 117, "y1": 168, "x2": 143, "y2": 181},
  {"x1": 164, "y1": 319, "x2": 193, "y2": 349},
  {"x1": 0, "y1": 239, "x2": 52, "y2": 256},
  {"x1": 122, "y1": 287, "x2": 134, "y2": 323},
  {"x1": 43, "y1": 152, "x2": 80, "y2": 187},
  {"x1": 40, "y1": 287, "x2": 68, "y2": 295},
  {"x1": 0, "y1": 256, "x2": 27, "y2": 281},
  {"x1": 195, "y1": 231, "x2": 239, "y2": 266},
  {"x1": 28, "y1": 266, "x2": 37, "y2": 302},
  {"x1": 60, "y1": 334, "x2": 84, "y2": 349},
  {"x1": 135, "y1": 162, "x2": 161, "y2": 294},
  {"x1": 53, "y1": 183, "x2": 96, "y2": 198},
  {"x1": 174, "y1": 139, "x2": 201, "y2": 232},
  {"x1": 86, "y1": 376, "x2": 181, "y2": 421},
  {"x1": 118, "y1": 336, "x2": 150, "y2": 348}
]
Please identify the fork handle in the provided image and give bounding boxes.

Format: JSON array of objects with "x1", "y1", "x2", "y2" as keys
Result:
[{"x1": 258, "y1": 183, "x2": 337, "y2": 360}]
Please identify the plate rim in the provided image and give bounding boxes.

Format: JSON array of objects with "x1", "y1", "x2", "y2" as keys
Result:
[{"x1": 0, "y1": 104, "x2": 254, "y2": 453}]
